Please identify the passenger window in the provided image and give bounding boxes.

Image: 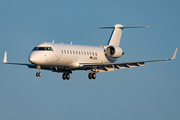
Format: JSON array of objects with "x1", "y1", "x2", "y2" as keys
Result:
[
  {"x1": 73, "y1": 51, "x2": 75, "y2": 54},
  {"x1": 76, "y1": 51, "x2": 78, "y2": 55},
  {"x1": 79, "y1": 51, "x2": 81, "y2": 55},
  {"x1": 90, "y1": 52, "x2": 92, "y2": 55},
  {"x1": 81, "y1": 51, "x2": 83, "y2": 55},
  {"x1": 92, "y1": 52, "x2": 94, "y2": 56},
  {"x1": 61, "y1": 50, "x2": 63, "y2": 54},
  {"x1": 67, "y1": 50, "x2": 69, "y2": 54},
  {"x1": 95, "y1": 53, "x2": 97, "y2": 56},
  {"x1": 87, "y1": 52, "x2": 89, "y2": 55},
  {"x1": 70, "y1": 51, "x2": 72, "y2": 54},
  {"x1": 84, "y1": 51, "x2": 86, "y2": 55},
  {"x1": 64, "y1": 50, "x2": 66, "y2": 54}
]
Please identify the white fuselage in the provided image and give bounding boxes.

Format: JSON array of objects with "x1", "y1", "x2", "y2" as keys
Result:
[{"x1": 28, "y1": 43, "x2": 117, "y2": 69}]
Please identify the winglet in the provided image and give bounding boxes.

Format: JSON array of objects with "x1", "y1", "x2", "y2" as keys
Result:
[
  {"x1": 171, "y1": 48, "x2": 178, "y2": 60},
  {"x1": 3, "y1": 51, "x2": 7, "y2": 63}
]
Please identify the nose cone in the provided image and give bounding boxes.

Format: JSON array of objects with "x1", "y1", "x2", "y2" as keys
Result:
[
  {"x1": 122, "y1": 51, "x2": 124, "y2": 55},
  {"x1": 29, "y1": 57, "x2": 36, "y2": 64},
  {"x1": 29, "y1": 52, "x2": 37, "y2": 64}
]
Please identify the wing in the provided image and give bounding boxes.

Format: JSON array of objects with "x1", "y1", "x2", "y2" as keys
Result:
[
  {"x1": 3, "y1": 51, "x2": 35, "y2": 66},
  {"x1": 79, "y1": 48, "x2": 178, "y2": 73},
  {"x1": 3, "y1": 48, "x2": 177, "y2": 73},
  {"x1": 3, "y1": 51, "x2": 71, "y2": 73}
]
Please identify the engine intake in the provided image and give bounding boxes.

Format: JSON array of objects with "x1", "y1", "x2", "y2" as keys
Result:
[{"x1": 106, "y1": 46, "x2": 124, "y2": 58}]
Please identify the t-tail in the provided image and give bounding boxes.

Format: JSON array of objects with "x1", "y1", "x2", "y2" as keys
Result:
[{"x1": 100, "y1": 24, "x2": 150, "y2": 46}]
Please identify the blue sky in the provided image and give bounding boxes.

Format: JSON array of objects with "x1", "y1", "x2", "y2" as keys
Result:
[{"x1": 0, "y1": 0, "x2": 180, "y2": 120}]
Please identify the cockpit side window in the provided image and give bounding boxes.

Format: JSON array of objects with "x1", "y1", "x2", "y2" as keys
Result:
[
  {"x1": 32, "y1": 47, "x2": 53, "y2": 51},
  {"x1": 32, "y1": 47, "x2": 38, "y2": 51},
  {"x1": 46, "y1": 47, "x2": 53, "y2": 51}
]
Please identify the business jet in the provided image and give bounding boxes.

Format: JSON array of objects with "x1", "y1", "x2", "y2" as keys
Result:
[{"x1": 3, "y1": 24, "x2": 178, "y2": 80}]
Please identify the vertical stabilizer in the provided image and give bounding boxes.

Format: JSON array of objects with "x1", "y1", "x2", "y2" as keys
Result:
[{"x1": 107, "y1": 24, "x2": 123, "y2": 46}]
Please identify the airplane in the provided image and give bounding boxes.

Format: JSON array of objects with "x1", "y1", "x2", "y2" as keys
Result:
[{"x1": 3, "y1": 24, "x2": 178, "y2": 80}]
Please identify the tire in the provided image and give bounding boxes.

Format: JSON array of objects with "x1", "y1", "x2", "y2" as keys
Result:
[
  {"x1": 36, "y1": 73, "x2": 39, "y2": 77},
  {"x1": 66, "y1": 74, "x2": 70, "y2": 80},
  {"x1": 92, "y1": 73, "x2": 96, "y2": 79},
  {"x1": 39, "y1": 72, "x2": 41, "y2": 77},
  {"x1": 62, "y1": 73, "x2": 66, "y2": 80},
  {"x1": 88, "y1": 73, "x2": 92, "y2": 79}
]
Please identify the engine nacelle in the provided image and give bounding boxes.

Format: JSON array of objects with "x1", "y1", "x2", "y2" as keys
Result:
[{"x1": 105, "y1": 46, "x2": 124, "y2": 58}]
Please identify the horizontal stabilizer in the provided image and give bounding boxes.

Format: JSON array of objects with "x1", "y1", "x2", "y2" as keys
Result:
[
  {"x1": 99, "y1": 26, "x2": 150, "y2": 29},
  {"x1": 100, "y1": 24, "x2": 149, "y2": 46}
]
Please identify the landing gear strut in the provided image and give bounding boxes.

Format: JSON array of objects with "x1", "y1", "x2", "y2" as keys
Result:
[
  {"x1": 88, "y1": 73, "x2": 96, "y2": 79},
  {"x1": 36, "y1": 66, "x2": 41, "y2": 77},
  {"x1": 62, "y1": 73, "x2": 70, "y2": 80}
]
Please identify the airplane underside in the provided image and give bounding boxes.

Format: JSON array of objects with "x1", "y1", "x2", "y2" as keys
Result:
[
  {"x1": 28, "y1": 65, "x2": 98, "y2": 80},
  {"x1": 27, "y1": 62, "x2": 146, "y2": 80}
]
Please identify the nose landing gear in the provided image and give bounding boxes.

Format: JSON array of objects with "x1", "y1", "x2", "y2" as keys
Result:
[{"x1": 36, "y1": 66, "x2": 41, "y2": 77}]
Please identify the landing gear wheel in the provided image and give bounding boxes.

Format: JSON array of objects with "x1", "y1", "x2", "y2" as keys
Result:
[
  {"x1": 88, "y1": 73, "x2": 96, "y2": 79},
  {"x1": 36, "y1": 72, "x2": 41, "y2": 77},
  {"x1": 62, "y1": 73, "x2": 66, "y2": 80},
  {"x1": 88, "y1": 73, "x2": 92, "y2": 79},
  {"x1": 92, "y1": 73, "x2": 96, "y2": 79},
  {"x1": 62, "y1": 73, "x2": 70, "y2": 80},
  {"x1": 36, "y1": 72, "x2": 39, "y2": 77},
  {"x1": 39, "y1": 72, "x2": 41, "y2": 77},
  {"x1": 66, "y1": 74, "x2": 70, "y2": 80}
]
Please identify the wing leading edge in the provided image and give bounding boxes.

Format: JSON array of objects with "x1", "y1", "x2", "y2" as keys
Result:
[
  {"x1": 79, "y1": 48, "x2": 178, "y2": 73},
  {"x1": 3, "y1": 51, "x2": 35, "y2": 66}
]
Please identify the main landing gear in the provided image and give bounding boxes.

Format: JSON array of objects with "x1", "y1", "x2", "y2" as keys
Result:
[
  {"x1": 88, "y1": 73, "x2": 96, "y2": 79},
  {"x1": 62, "y1": 73, "x2": 70, "y2": 80}
]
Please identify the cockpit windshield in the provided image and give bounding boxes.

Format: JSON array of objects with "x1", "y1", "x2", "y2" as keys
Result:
[{"x1": 32, "y1": 47, "x2": 53, "y2": 51}]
